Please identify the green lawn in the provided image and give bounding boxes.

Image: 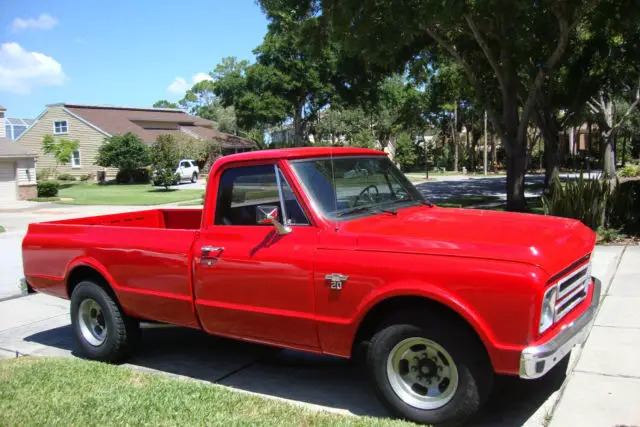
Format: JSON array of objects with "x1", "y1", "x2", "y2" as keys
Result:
[
  {"x1": 54, "y1": 183, "x2": 204, "y2": 206},
  {"x1": 0, "y1": 358, "x2": 412, "y2": 427}
]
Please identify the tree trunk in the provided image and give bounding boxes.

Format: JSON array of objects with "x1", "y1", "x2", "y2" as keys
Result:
[
  {"x1": 602, "y1": 130, "x2": 616, "y2": 178},
  {"x1": 471, "y1": 130, "x2": 479, "y2": 172},
  {"x1": 293, "y1": 102, "x2": 304, "y2": 147},
  {"x1": 534, "y1": 108, "x2": 560, "y2": 193},
  {"x1": 452, "y1": 105, "x2": 459, "y2": 172},
  {"x1": 601, "y1": 100, "x2": 616, "y2": 179},
  {"x1": 505, "y1": 133, "x2": 527, "y2": 212},
  {"x1": 466, "y1": 128, "x2": 471, "y2": 171},
  {"x1": 621, "y1": 132, "x2": 628, "y2": 167},
  {"x1": 491, "y1": 132, "x2": 496, "y2": 169}
]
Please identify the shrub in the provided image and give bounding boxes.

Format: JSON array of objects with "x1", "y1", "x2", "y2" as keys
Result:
[
  {"x1": 596, "y1": 227, "x2": 626, "y2": 244},
  {"x1": 117, "y1": 168, "x2": 152, "y2": 184},
  {"x1": 96, "y1": 133, "x2": 150, "y2": 172},
  {"x1": 542, "y1": 173, "x2": 609, "y2": 230},
  {"x1": 608, "y1": 180, "x2": 640, "y2": 234},
  {"x1": 150, "y1": 135, "x2": 181, "y2": 189},
  {"x1": 37, "y1": 181, "x2": 60, "y2": 198},
  {"x1": 80, "y1": 174, "x2": 91, "y2": 182},
  {"x1": 619, "y1": 165, "x2": 640, "y2": 178},
  {"x1": 152, "y1": 170, "x2": 179, "y2": 187},
  {"x1": 132, "y1": 168, "x2": 151, "y2": 183},
  {"x1": 116, "y1": 169, "x2": 133, "y2": 184},
  {"x1": 36, "y1": 168, "x2": 55, "y2": 180},
  {"x1": 57, "y1": 173, "x2": 75, "y2": 181}
]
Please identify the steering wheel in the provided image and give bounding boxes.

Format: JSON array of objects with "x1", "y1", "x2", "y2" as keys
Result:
[{"x1": 353, "y1": 184, "x2": 379, "y2": 206}]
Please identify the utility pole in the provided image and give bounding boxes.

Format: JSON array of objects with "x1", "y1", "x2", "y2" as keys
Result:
[{"x1": 483, "y1": 110, "x2": 488, "y2": 175}]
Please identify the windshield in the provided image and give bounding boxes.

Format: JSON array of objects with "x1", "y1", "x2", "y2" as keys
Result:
[{"x1": 290, "y1": 156, "x2": 427, "y2": 220}]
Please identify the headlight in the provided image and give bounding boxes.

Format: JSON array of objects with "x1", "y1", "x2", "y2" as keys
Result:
[{"x1": 539, "y1": 285, "x2": 557, "y2": 333}]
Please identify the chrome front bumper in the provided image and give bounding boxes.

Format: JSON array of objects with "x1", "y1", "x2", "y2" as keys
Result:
[{"x1": 519, "y1": 277, "x2": 601, "y2": 379}]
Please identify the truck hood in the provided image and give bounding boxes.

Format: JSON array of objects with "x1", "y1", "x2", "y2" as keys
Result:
[{"x1": 343, "y1": 206, "x2": 596, "y2": 276}]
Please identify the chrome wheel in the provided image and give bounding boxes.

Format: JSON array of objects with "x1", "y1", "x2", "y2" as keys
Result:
[
  {"x1": 386, "y1": 337, "x2": 459, "y2": 409},
  {"x1": 78, "y1": 299, "x2": 107, "y2": 346}
]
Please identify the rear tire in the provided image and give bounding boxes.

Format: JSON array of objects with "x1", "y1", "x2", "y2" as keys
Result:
[
  {"x1": 70, "y1": 281, "x2": 139, "y2": 363},
  {"x1": 191, "y1": 172, "x2": 198, "y2": 183},
  {"x1": 367, "y1": 311, "x2": 493, "y2": 426}
]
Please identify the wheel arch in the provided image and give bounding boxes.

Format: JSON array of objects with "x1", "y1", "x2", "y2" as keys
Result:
[
  {"x1": 65, "y1": 258, "x2": 119, "y2": 301},
  {"x1": 351, "y1": 293, "x2": 494, "y2": 365}
]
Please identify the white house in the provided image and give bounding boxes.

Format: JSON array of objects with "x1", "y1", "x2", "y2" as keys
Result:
[{"x1": 0, "y1": 106, "x2": 37, "y2": 201}]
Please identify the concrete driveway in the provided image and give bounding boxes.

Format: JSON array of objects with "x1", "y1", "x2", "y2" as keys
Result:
[{"x1": 0, "y1": 246, "x2": 634, "y2": 426}]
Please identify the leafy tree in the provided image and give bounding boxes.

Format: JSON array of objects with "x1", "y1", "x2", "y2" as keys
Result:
[
  {"x1": 150, "y1": 135, "x2": 181, "y2": 189},
  {"x1": 153, "y1": 100, "x2": 179, "y2": 109},
  {"x1": 95, "y1": 133, "x2": 150, "y2": 175},
  {"x1": 350, "y1": 129, "x2": 376, "y2": 148},
  {"x1": 299, "y1": 0, "x2": 615, "y2": 211},
  {"x1": 394, "y1": 132, "x2": 418, "y2": 171},
  {"x1": 42, "y1": 134, "x2": 80, "y2": 176}
]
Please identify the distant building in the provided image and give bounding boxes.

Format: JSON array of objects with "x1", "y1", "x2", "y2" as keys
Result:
[{"x1": 16, "y1": 103, "x2": 256, "y2": 179}]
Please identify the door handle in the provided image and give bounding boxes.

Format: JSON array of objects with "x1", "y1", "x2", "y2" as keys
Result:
[{"x1": 201, "y1": 246, "x2": 224, "y2": 257}]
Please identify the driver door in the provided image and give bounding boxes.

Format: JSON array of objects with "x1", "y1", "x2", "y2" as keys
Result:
[{"x1": 193, "y1": 163, "x2": 320, "y2": 350}]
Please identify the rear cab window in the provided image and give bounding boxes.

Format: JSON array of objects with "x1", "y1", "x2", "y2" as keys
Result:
[{"x1": 215, "y1": 164, "x2": 309, "y2": 226}]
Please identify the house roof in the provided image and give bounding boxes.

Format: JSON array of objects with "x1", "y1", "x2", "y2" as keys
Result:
[
  {"x1": 0, "y1": 137, "x2": 37, "y2": 158},
  {"x1": 54, "y1": 103, "x2": 254, "y2": 149}
]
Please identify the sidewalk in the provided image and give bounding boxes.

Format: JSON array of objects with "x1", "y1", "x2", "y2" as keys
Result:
[
  {"x1": 0, "y1": 245, "x2": 636, "y2": 426},
  {"x1": 550, "y1": 245, "x2": 640, "y2": 427}
]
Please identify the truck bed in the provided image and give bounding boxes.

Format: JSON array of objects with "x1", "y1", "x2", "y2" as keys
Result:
[
  {"x1": 47, "y1": 208, "x2": 202, "y2": 229},
  {"x1": 22, "y1": 208, "x2": 203, "y2": 328}
]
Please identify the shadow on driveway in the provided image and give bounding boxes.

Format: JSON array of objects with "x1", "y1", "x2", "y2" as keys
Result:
[{"x1": 25, "y1": 324, "x2": 567, "y2": 426}]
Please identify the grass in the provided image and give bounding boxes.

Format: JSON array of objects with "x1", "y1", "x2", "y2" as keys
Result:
[
  {"x1": 0, "y1": 357, "x2": 412, "y2": 427},
  {"x1": 52, "y1": 182, "x2": 204, "y2": 206},
  {"x1": 436, "y1": 195, "x2": 500, "y2": 208}
]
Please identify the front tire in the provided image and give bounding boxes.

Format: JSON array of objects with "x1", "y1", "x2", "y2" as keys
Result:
[
  {"x1": 367, "y1": 312, "x2": 493, "y2": 426},
  {"x1": 70, "y1": 281, "x2": 139, "y2": 363},
  {"x1": 191, "y1": 172, "x2": 198, "y2": 183}
]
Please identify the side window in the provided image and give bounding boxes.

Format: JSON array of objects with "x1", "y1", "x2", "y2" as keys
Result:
[
  {"x1": 215, "y1": 165, "x2": 280, "y2": 226},
  {"x1": 278, "y1": 170, "x2": 310, "y2": 226}
]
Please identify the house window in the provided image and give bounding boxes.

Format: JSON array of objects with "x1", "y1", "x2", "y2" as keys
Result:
[
  {"x1": 71, "y1": 151, "x2": 81, "y2": 168},
  {"x1": 53, "y1": 120, "x2": 68, "y2": 134}
]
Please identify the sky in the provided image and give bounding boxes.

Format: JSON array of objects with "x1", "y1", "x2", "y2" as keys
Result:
[{"x1": 0, "y1": 0, "x2": 268, "y2": 118}]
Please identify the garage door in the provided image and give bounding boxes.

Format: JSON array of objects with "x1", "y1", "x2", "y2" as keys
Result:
[{"x1": 0, "y1": 162, "x2": 17, "y2": 201}]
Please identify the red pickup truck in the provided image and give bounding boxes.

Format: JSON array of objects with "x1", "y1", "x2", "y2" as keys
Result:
[{"x1": 23, "y1": 147, "x2": 599, "y2": 426}]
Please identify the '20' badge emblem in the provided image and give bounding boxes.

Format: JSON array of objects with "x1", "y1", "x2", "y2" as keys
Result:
[{"x1": 325, "y1": 273, "x2": 349, "y2": 291}]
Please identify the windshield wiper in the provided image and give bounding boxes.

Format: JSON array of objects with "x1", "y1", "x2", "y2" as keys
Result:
[
  {"x1": 392, "y1": 197, "x2": 434, "y2": 207},
  {"x1": 336, "y1": 206, "x2": 372, "y2": 217},
  {"x1": 336, "y1": 206, "x2": 397, "y2": 218}
]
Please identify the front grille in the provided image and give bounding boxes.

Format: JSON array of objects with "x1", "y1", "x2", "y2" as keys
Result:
[{"x1": 555, "y1": 262, "x2": 591, "y2": 322}]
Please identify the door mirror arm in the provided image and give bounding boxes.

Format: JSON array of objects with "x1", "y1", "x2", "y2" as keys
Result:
[{"x1": 260, "y1": 214, "x2": 292, "y2": 235}]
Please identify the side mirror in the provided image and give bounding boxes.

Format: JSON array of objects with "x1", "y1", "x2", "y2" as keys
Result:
[{"x1": 257, "y1": 205, "x2": 292, "y2": 235}]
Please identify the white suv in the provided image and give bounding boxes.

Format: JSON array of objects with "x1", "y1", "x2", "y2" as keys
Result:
[{"x1": 175, "y1": 159, "x2": 199, "y2": 183}]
